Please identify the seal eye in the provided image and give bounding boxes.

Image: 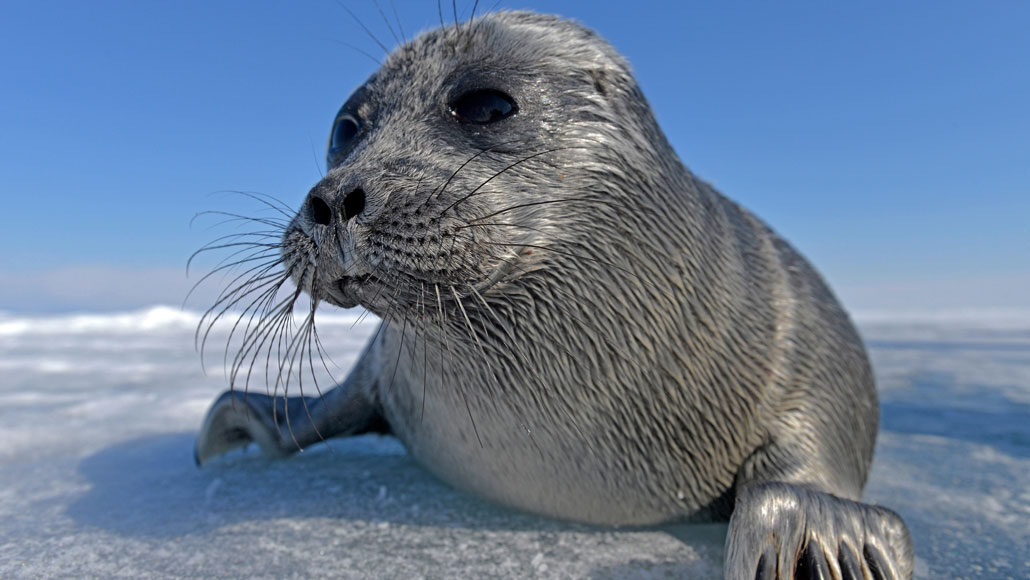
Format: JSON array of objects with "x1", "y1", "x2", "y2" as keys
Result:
[
  {"x1": 449, "y1": 89, "x2": 517, "y2": 124},
  {"x1": 329, "y1": 114, "x2": 360, "y2": 154}
]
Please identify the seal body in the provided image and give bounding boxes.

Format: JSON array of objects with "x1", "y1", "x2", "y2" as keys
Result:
[{"x1": 196, "y1": 11, "x2": 913, "y2": 579}]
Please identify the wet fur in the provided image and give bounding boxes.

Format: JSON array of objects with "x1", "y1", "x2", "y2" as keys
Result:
[{"x1": 194, "y1": 10, "x2": 913, "y2": 579}]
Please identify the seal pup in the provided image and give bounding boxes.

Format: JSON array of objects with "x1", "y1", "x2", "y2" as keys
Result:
[{"x1": 195, "y1": 11, "x2": 914, "y2": 579}]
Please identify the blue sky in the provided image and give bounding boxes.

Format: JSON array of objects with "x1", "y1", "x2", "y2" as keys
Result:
[{"x1": 1, "y1": 1, "x2": 1027, "y2": 312}]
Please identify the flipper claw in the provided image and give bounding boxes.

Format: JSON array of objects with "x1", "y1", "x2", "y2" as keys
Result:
[{"x1": 726, "y1": 482, "x2": 913, "y2": 580}]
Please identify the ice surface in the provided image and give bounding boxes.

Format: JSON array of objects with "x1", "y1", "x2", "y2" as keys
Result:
[{"x1": 1, "y1": 306, "x2": 1027, "y2": 578}]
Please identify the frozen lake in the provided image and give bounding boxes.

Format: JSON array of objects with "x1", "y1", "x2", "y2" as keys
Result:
[{"x1": 0, "y1": 306, "x2": 1027, "y2": 578}]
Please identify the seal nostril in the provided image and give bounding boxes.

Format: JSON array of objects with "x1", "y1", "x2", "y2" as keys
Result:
[
  {"x1": 310, "y1": 196, "x2": 332, "y2": 226},
  {"x1": 342, "y1": 188, "x2": 366, "y2": 222}
]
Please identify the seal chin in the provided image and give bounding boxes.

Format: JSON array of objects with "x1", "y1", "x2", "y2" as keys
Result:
[{"x1": 321, "y1": 276, "x2": 363, "y2": 309}]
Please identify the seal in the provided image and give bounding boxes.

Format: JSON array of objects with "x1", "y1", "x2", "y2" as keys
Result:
[{"x1": 195, "y1": 11, "x2": 914, "y2": 579}]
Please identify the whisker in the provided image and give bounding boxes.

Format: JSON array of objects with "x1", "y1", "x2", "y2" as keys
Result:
[
  {"x1": 336, "y1": 0, "x2": 391, "y2": 55},
  {"x1": 434, "y1": 284, "x2": 483, "y2": 448},
  {"x1": 458, "y1": 195, "x2": 626, "y2": 226},
  {"x1": 185, "y1": 252, "x2": 280, "y2": 307},
  {"x1": 439, "y1": 146, "x2": 586, "y2": 216},
  {"x1": 196, "y1": 267, "x2": 287, "y2": 369},
  {"x1": 388, "y1": 0, "x2": 407, "y2": 44},
  {"x1": 418, "y1": 282, "x2": 429, "y2": 422},
  {"x1": 329, "y1": 38, "x2": 383, "y2": 67},
  {"x1": 191, "y1": 210, "x2": 290, "y2": 231},
  {"x1": 372, "y1": 0, "x2": 401, "y2": 47},
  {"x1": 451, "y1": 285, "x2": 483, "y2": 352},
  {"x1": 211, "y1": 190, "x2": 296, "y2": 219},
  {"x1": 418, "y1": 139, "x2": 525, "y2": 212}
]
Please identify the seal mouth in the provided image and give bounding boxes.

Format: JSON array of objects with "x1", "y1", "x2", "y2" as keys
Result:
[
  {"x1": 321, "y1": 276, "x2": 366, "y2": 309},
  {"x1": 336, "y1": 276, "x2": 361, "y2": 295},
  {"x1": 321, "y1": 246, "x2": 529, "y2": 311},
  {"x1": 326, "y1": 273, "x2": 399, "y2": 310}
]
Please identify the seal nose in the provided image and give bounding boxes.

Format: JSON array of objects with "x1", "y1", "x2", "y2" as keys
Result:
[
  {"x1": 341, "y1": 187, "x2": 366, "y2": 221},
  {"x1": 308, "y1": 188, "x2": 366, "y2": 226},
  {"x1": 310, "y1": 195, "x2": 332, "y2": 225}
]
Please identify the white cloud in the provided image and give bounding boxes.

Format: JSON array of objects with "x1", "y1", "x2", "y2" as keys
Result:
[
  {"x1": 0, "y1": 265, "x2": 227, "y2": 313},
  {"x1": 836, "y1": 272, "x2": 1030, "y2": 313}
]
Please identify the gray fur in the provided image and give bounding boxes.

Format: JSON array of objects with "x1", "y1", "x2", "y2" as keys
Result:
[{"x1": 195, "y1": 11, "x2": 913, "y2": 579}]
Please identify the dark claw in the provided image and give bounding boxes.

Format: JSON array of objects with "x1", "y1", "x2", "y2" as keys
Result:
[
  {"x1": 794, "y1": 542, "x2": 830, "y2": 580},
  {"x1": 864, "y1": 544, "x2": 892, "y2": 580},
  {"x1": 755, "y1": 546, "x2": 777, "y2": 580},
  {"x1": 837, "y1": 542, "x2": 863, "y2": 580}
]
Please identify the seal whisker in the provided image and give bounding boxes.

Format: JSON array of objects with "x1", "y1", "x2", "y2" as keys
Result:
[
  {"x1": 451, "y1": 287, "x2": 487, "y2": 451},
  {"x1": 187, "y1": 238, "x2": 282, "y2": 280},
  {"x1": 419, "y1": 138, "x2": 526, "y2": 212},
  {"x1": 351, "y1": 306, "x2": 377, "y2": 329},
  {"x1": 188, "y1": 231, "x2": 282, "y2": 265},
  {"x1": 188, "y1": 248, "x2": 281, "y2": 297},
  {"x1": 450, "y1": 285, "x2": 483, "y2": 352},
  {"x1": 329, "y1": 38, "x2": 383, "y2": 67},
  {"x1": 287, "y1": 305, "x2": 331, "y2": 449},
  {"x1": 213, "y1": 190, "x2": 296, "y2": 219},
  {"x1": 371, "y1": 0, "x2": 402, "y2": 47},
  {"x1": 335, "y1": 0, "x2": 391, "y2": 55},
  {"x1": 231, "y1": 285, "x2": 301, "y2": 395},
  {"x1": 196, "y1": 265, "x2": 288, "y2": 370},
  {"x1": 432, "y1": 283, "x2": 483, "y2": 448},
  {"x1": 388, "y1": 0, "x2": 406, "y2": 44},
  {"x1": 221, "y1": 295, "x2": 290, "y2": 402},
  {"x1": 264, "y1": 283, "x2": 308, "y2": 402},
  {"x1": 418, "y1": 282, "x2": 429, "y2": 423},
  {"x1": 199, "y1": 278, "x2": 280, "y2": 366},
  {"x1": 200, "y1": 269, "x2": 285, "y2": 362},
  {"x1": 300, "y1": 305, "x2": 345, "y2": 453},
  {"x1": 219, "y1": 263, "x2": 302, "y2": 387},
  {"x1": 468, "y1": 0, "x2": 481, "y2": 31},
  {"x1": 191, "y1": 244, "x2": 280, "y2": 281},
  {"x1": 201, "y1": 258, "x2": 287, "y2": 330},
  {"x1": 459, "y1": 195, "x2": 627, "y2": 226},
  {"x1": 185, "y1": 252, "x2": 281, "y2": 309},
  {"x1": 275, "y1": 309, "x2": 313, "y2": 451},
  {"x1": 438, "y1": 146, "x2": 581, "y2": 216},
  {"x1": 189, "y1": 241, "x2": 282, "y2": 282},
  {"x1": 385, "y1": 315, "x2": 408, "y2": 399},
  {"x1": 191, "y1": 210, "x2": 290, "y2": 230},
  {"x1": 187, "y1": 243, "x2": 280, "y2": 274},
  {"x1": 309, "y1": 315, "x2": 340, "y2": 388}
]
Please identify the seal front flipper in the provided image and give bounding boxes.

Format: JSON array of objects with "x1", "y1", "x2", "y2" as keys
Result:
[
  {"x1": 724, "y1": 482, "x2": 913, "y2": 580},
  {"x1": 194, "y1": 341, "x2": 387, "y2": 466}
]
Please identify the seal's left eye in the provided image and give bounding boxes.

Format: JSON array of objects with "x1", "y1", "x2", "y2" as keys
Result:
[
  {"x1": 329, "y1": 114, "x2": 360, "y2": 154},
  {"x1": 449, "y1": 89, "x2": 517, "y2": 124}
]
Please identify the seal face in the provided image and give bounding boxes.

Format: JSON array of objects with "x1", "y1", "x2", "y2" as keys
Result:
[{"x1": 196, "y1": 11, "x2": 914, "y2": 580}]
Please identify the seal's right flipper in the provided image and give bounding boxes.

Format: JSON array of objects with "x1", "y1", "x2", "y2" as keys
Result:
[
  {"x1": 724, "y1": 482, "x2": 913, "y2": 580},
  {"x1": 194, "y1": 363, "x2": 385, "y2": 465}
]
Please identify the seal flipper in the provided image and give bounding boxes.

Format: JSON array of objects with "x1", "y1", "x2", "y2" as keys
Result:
[
  {"x1": 195, "y1": 348, "x2": 386, "y2": 465},
  {"x1": 724, "y1": 482, "x2": 913, "y2": 580}
]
